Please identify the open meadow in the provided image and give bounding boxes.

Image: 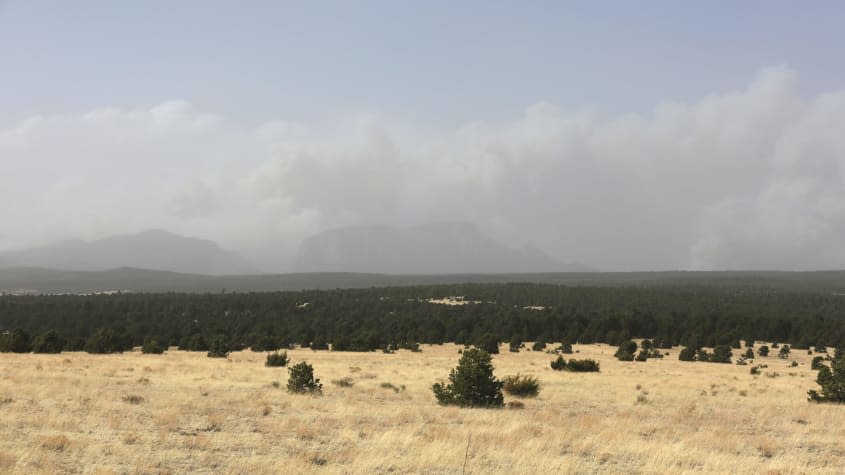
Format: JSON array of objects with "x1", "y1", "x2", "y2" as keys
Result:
[{"x1": 0, "y1": 342, "x2": 841, "y2": 474}]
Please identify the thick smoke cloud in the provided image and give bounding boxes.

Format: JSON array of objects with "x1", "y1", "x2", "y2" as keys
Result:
[{"x1": 2, "y1": 67, "x2": 844, "y2": 271}]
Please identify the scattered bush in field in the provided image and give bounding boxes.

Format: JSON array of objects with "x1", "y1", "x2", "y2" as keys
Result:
[
  {"x1": 778, "y1": 345, "x2": 791, "y2": 359},
  {"x1": 564, "y1": 358, "x2": 600, "y2": 372},
  {"x1": 380, "y1": 382, "x2": 405, "y2": 393},
  {"x1": 736, "y1": 357, "x2": 748, "y2": 365},
  {"x1": 641, "y1": 339, "x2": 653, "y2": 350},
  {"x1": 141, "y1": 337, "x2": 166, "y2": 354},
  {"x1": 812, "y1": 356, "x2": 825, "y2": 370},
  {"x1": 615, "y1": 340, "x2": 638, "y2": 361},
  {"x1": 309, "y1": 336, "x2": 329, "y2": 351},
  {"x1": 250, "y1": 334, "x2": 282, "y2": 352},
  {"x1": 531, "y1": 338, "x2": 547, "y2": 351},
  {"x1": 287, "y1": 362, "x2": 322, "y2": 394},
  {"x1": 635, "y1": 350, "x2": 649, "y2": 362},
  {"x1": 32, "y1": 330, "x2": 64, "y2": 354},
  {"x1": 550, "y1": 355, "x2": 567, "y2": 370},
  {"x1": 265, "y1": 351, "x2": 289, "y2": 367},
  {"x1": 678, "y1": 346, "x2": 697, "y2": 361},
  {"x1": 179, "y1": 333, "x2": 208, "y2": 352},
  {"x1": 744, "y1": 348, "x2": 755, "y2": 359},
  {"x1": 509, "y1": 335, "x2": 523, "y2": 353},
  {"x1": 331, "y1": 377, "x2": 354, "y2": 387},
  {"x1": 757, "y1": 345, "x2": 770, "y2": 357},
  {"x1": 555, "y1": 341, "x2": 573, "y2": 354},
  {"x1": 475, "y1": 334, "x2": 500, "y2": 355},
  {"x1": 502, "y1": 374, "x2": 541, "y2": 397},
  {"x1": 84, "y1": 328, "x2": 131, "y2": 354},
  {"x1": 122, "y1": 394, "x2": 144, "y2": 405},
  {"x1": 808, "y1": 358, "x2": 845, "y2": 403},
  {"x1": 432, "y1": 348, "x2": 503, "y2": 408},
  {"x1": 791, "y1": 361, "x2": 799, "y2": 367},
  {"x1": 0, "y1": 328, "x2": 32, "y2": 353},
  {"x1": 207, "y1": 335, "x2": 230, "y2": 358},
  {"x1": 772, "y1": 342, "x2": 780, "y2": 348},
  {"x1": 711, "y1": 345, "x2": 733, "y2": 363},
  {"x1": 751, "y1": 366, "x2": 761, "y2": 375},
  {"x1": 507, "y1": 401, "x2": 525, "y2": 410}
]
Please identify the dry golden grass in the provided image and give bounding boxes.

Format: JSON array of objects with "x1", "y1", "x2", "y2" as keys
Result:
[{"x1": 0, "y1": 343, "x2": 842, "y2": 474}]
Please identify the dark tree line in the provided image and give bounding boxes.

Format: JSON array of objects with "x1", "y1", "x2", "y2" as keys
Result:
[{"x1": 2, "y1": 283, "x2": 845, "y2": 354}]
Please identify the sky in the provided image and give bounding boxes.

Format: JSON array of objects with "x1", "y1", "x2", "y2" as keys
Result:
[{"x1": 2, "y1": 1, "x2": 845, "y2": 271}]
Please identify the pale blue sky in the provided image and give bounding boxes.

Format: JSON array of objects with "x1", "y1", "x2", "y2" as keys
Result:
[{"x1": 2, "y1": 1, "x2": 843, "y2": 127}]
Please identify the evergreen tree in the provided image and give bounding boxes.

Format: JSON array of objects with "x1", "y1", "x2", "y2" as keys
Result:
[
  {"x1": 32, "y1": 330, "x2": 64, "y2": 354},
  {"x1": 432, "y1": 348, "x2": 504, "y2": 408}
]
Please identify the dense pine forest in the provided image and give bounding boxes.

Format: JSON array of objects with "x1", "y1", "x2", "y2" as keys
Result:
[{"x1": 2, "y1": 281, "x2": 845, "y2": 354}]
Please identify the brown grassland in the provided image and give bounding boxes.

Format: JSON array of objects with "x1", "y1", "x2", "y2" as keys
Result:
[{"x1": 0, "y1": 343, "x2": 842, "y2": 474}]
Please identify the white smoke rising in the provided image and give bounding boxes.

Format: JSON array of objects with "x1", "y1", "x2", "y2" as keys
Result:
[{"x1": 2, "y1": 66, "x2": 845, "y2": 271}]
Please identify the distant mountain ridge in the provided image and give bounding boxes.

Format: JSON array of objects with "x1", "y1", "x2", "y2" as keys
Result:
[
  {"x1": 0, "y1": 230, "x2": 256, "y2": 275},
  {"x1": 3, "y1": 267, "x2": 845, "y2": 295},
  {"x1": 295, "y1": 222, "x2": 590, "y2": 273}
]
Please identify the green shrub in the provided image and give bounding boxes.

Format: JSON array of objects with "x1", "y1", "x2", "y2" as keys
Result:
[
  {"x1": 250, "y1": 334, "x2": 281, "y2": 352},
  {"x1": 178, "y1": 333, "x2": 208, "y2": 352},
  {"x1": 711, "y1": 345, "x2": 732, "y2": 363},
  {"x1": 332, "y1": 377, "x2": 354, "y2": 387},
  {"x1": 550, "y1": 355, "x2": 566, "y2": 370},
  {"x1": 508, "y1": 335, "x2": 522, "y2": 353},
  {"x1": 502, "y1": 374, "x2": 541, "y2": 397},
  {"x1": 635, "y1": 350, "x2": 648, "y2": 362},
  {"x1": 564, "y1": 358, "x2": 600, "y2": 372},
  {"x1": 744, "y1": 348, "x2": 755, "y2": 359},
  {"x1": 0, "y1": 328, "x2": 33, "y2": 353},
  {"x1": 287, "y1": 362, "x2": 322, "y2": 394},
  {"x1": 808, "y1": 358, "x2": 845, "y2": 403},
  {"x1": 531, "y1": 338, "x2": 547, "y2": 351},
  {"x1": 812, "y1": 356, "x2": 825, "y2": 370},
  {"x1": 475, "y1": 334, "x2": 500, "y2": 355},
  {"x1": 207, "y1": 335, "x2": 230, "y2": 358},
  {"x1": 380, "y1": 382, "x2": 405, "y2": 393},
  {"x1": 265, "y1": 351, "x2": 289, "y2": 367},
  {"x1": 84, "y1": 328, "x2": 131, "y2": 354},
  {"x1": 432, "y1": 348, "x2": 503, "y2": 408},
  {"x1": 141, "y1": 337, "x2": 166, "y2": 354},
  {"x1": 32, "y1": 330, "x2": 64, "y2": 354},
  {"x1": 615, "y1": 340, "x2": 638, "y2": 361},
  {"x1": 556, "y1": 341, "x2": 573, "y2": 354},
  {"x1": 758, "y1": 345, "x2": 770, "y2": 357},
  {"x1": 778, "y1": 345, "x2": 791, "y2": 359},
  {"x1": 309, "y1": 336, "x2": 329, "y2": 350},
  {"x1": 678, "y1": 346, "x2": 696, "y2": 361}
]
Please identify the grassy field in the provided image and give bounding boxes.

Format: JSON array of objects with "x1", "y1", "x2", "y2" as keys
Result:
[{"x1": 0, "y1": 343, "x2": 841, "y2": 474}]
